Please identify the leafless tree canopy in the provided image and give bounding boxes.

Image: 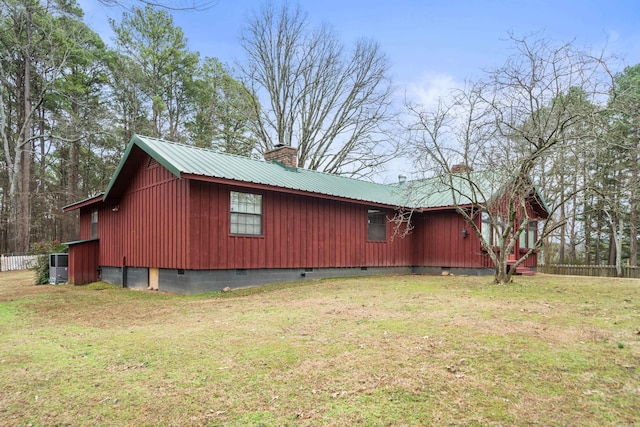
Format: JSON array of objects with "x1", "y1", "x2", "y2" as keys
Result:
[
  {"x1": 240, "y1": 3, "x2": 396, "y2": 177},
  {"x1": 406, "y1": 34, "x2": 612, "y2": 283},
  {"x1": 98, "y1": 0, "x2": 218, "y2": 11}
]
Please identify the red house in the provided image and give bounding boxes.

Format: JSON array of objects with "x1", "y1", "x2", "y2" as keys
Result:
[{"x1": 63, "y1": 135, "x2": 548, "y2": 294}]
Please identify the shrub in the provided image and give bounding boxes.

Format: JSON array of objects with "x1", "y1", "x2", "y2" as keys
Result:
[{"x1": 29, "y1": 240, "x2": 67, "y2": 285}]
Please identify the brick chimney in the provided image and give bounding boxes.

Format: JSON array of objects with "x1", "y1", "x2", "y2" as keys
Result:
[
  {"x1": 264, "y1": 144, "x2": 298, "y2": 168},
  {"x1": 451, "y1": 164, "x2": 473, "y2": 173}
]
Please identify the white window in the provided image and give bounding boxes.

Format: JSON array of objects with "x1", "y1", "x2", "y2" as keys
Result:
[
  {"x1": 481, "y1": 212, "x2": 492, "y2": 245},
  {"x1": 517, "y1": 220, "x2": 539, "y2": 249},
  {"x1": 493, "y1": 215, "x2": 504, "y2": 246},
  {"x1": 527, "y1": 221, "x2": 537, "y2": 248},
  {"x1": 91, "y1": 210, "x2": 98, "y2": 238},
  {"x1": 481, "y1": 212, "x2": 505, "y2": 247},
  {"x1": 230, "y1": 191, "x2": 262, "y2": 235},
  {"x1": 519, "y1": 226, "x2": 527, "y2": 249},
  {"x1": 367, "y1": 209, "x2": 387, "y2": 241}
]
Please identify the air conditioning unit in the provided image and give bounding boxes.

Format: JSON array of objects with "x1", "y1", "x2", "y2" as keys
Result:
[{"x1": 49, "y1": 253, "x2": 68, "y2": 284}]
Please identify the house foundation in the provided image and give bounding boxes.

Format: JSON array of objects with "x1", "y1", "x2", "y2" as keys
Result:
[{"x1": 99, "y1": 265, "x2": 494, "y2": 295}]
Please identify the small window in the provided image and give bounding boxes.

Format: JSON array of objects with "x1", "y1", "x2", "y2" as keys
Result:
[
  {"x1": 519, "y1": 225, "x2": 527, "y2": 248},
  {"x1": 494, "y1": 215, "x2": 505, "y2": 246},
  {"x1": 481, "y1": 212, "x2": 504, "y2": 247},
  {"x1": 527, "y1": 221, "x2": 537, "y2": 248},
  {"x1": 230, "y1": 191, "x2": 262, "y2": 235},
  {"x1": 518, "y1": 220, "x2": 538, "y2": 249},
  {"x1": 481, "y1": 212, "x2": 492, "y2": 245},
  {"x1": 91, "y1": 210, "x2": 98, "y2": 238},
  {"x1": 368, "y1": 209, "x2": 387, "y2": 241}
]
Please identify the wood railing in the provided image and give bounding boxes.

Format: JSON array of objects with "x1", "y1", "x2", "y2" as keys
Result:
[{"x1": 538, "y1": 264, "x2": 640, "y2": 279}]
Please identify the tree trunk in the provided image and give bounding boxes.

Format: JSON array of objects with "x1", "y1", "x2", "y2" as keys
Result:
[
  {"x1": 608, "y1": 226, "x2": 616, "y2": 266},
  {"x1": 595, "y1": 208, "x2": 602, "y2": 265},
  {"x1": 630, "y1": 201, "x2": 637, "y2": 267},
  {"x1": 616, "y1": 217, "x2": 624, "y2": 277},
  {"x1": 567, "y1": 173, "x2": 579, "y2": 263},
  {"x1": 629, "y1": 145, "x2": 638, "y2": 266},
  {"x1": 584, "y1": 172, "x2": 592, "y2": 265},
  {"x1": 558, "y1": 202, "x2": 566, "y2": 264},
  {"x1": 494, "y1": 263, "x2": 508, "y2": 284},
  {"x1": 584, "y1": 206, "x2": 592, "y2": 265},
  {"x1": 493, "y1": 242, "x2": 511, "y2": 284},
  {"x1": 16, "y1": 4, "x2": 33, "y2": 254}
]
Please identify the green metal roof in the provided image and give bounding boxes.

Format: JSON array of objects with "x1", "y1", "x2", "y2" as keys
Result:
[
  {"x1": 104, "y1": 135, "x2": 411, "y2": 207},
  {"x1": 100, "y1": 135, "x2": 548, "y2": 213},
  {"x1": 398, "y1": 171, "x2": 509, "y2": 208},
  {"x1": 397, "y1": 170, "x2": 550, "y2": 215}
]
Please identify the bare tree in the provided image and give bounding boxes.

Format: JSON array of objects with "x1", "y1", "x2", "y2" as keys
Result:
[
  {"x1": 406, "y1": 34, "x2": 611, "y2": 284},
  {"x1": 98, "y1": 0, "x2": 218, "y2": 11},
  {"x1": 240, "y1": 3, "x2": 396, "y2": 177}
]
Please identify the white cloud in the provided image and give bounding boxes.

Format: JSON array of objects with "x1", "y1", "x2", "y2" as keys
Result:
[{"x1": 402, "y1": 72, "x2": 461, "y2": 109}]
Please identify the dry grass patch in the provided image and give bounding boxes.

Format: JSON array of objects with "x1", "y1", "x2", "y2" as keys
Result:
[{"x1": 0, "y1": 270, "x2": 639, "y2": 426}]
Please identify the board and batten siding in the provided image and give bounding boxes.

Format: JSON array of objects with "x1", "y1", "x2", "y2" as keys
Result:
[
  {"x1": 187, "y1": 180, "x2": 415, "y2": 270},
  {"x1": 415, "y1": 209, "x2": 538, "y2": 269},
  {"x1": 414, "y1": 210, "x2": 484, "y2": 268},
  {"x1": 67, "y1": 240, "x2": 99, "y2": 284},
  {"x1": 79, "y1": 153, "x2": 189, "y2": 269},
  {"x1": 79, "y1": 156, "x2": 416, "y2": 272},
  {"x1": 75, "y1": 151, "x2": 539, "y2": 274}
]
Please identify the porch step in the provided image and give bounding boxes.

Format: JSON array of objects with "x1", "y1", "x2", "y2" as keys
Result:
[{"x1": 515, "y1": 266, "x2": 535, "y2": 276}]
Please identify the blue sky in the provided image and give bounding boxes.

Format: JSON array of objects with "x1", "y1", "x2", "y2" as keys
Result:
[
  {"x1": 80, "y1": 1, "x2": 640, "y2": 78},
  {"x1": 78, "y1": 0, "x2": 640, "y2": 179},
  {"x1": 80, "y1": 0, "x2": 640, "y2": 93}
]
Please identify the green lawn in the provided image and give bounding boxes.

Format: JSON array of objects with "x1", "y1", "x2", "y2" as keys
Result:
[{"x1": 0, "y1": 270, "x2": 638, "y2": 426}]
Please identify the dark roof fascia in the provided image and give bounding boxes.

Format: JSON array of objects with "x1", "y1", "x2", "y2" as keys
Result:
[
  {"x1": 507, "y1": 175, "x2": 550, "y2": 218},
  {"x1": 416, "y1": 199, "x2": 548, "y2": 222},
  {"x1": 103, "y1": 134, "x2": 182, "y2": 200},
  {"x1": 64, "y1": 238, "x2": 100, "y2": 246},
  {"x1": 62, "y1": 193, "x2": 105, "y2": 212},
  {"x1": 462, "y1": 172, "x2": 550, "y2": 219},
  {"x1": 490, "y1": 179, "x2": 550, "y2": 219},
  {"x1": 416, "y1": 203, "x2": 474, "y2": 213},
  {"x1": 531, "y1": 188, "x2": 550, "y2": 218},
  {"x1": 181, "y1": 173, "x2": 402, "y2": 210}
]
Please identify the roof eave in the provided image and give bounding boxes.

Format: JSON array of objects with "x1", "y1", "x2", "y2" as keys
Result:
[
  {"x1": 64, "y1": 238, "x2": 100, "y2": 246},
  {"x1": 62, "y1": 193, "x2": 105, "y2": 212},
  {"x1": 181, "y1": 173, "x2": 403, "y2": 209}
]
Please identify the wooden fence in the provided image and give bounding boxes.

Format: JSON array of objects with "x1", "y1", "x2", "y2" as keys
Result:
[
  {"x1": 1, "y1": 255, "x2": 39, "y2": 272},
  {"x1": 538, "y1": 264, "x2": 640, "y2": 279}
]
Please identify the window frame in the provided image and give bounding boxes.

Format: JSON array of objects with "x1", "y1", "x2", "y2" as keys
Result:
[
  {"x1": 483, "y1": 213, "x2": 538, "y2": 250},
  {"x1": 230, "y1": 191, "x2": 263, "y2": 236},
  {"x1": 518, "y1": 220, "x2": 538, "y2": 249},
  {"x1": 481, "y1": 212, "x2": 493, "y2": 246},
  {"x1": 367, "y1": 209, "x2": 387, "y2": 242},
  {"x1": 91, "y1": 210, "x2": 98, "y2": 238},
  {"x1": 526, "y1": 220, "x2": 537, "y2": 249},
  {"x1": 481, "y1": 212, "x2": 509, "y2": 248}
]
